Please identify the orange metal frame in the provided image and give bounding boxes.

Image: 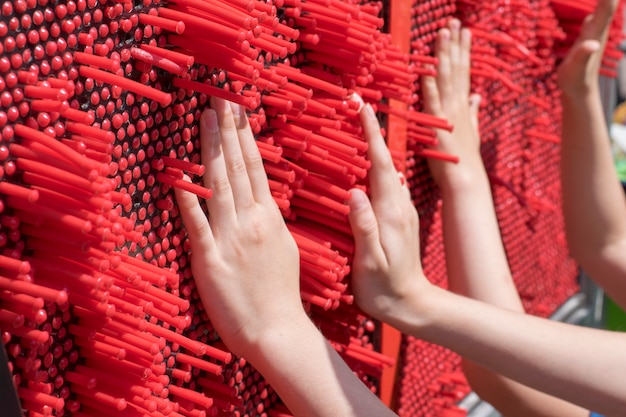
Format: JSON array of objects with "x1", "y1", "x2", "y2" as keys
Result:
[{"x1": 379, "y1": 0, "x2": 411, "y2": 408}]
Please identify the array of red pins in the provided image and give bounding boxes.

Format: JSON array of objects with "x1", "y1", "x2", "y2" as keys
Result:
[
  {"x1": 0, "y1": 0, "x2": 437, "y2": 415},
  {"x1": 0, "y1": 0, "x2": 624, "y2": 416}
]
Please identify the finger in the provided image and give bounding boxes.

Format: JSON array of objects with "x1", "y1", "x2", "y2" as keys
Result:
[
  {"x1": 435, "y1": 28, "x2": 453, "y2": 100},
  {"x1": 563, "y1": 39, "x2": 602, "y2": 74},
  {"x1": 594, "y1": 0, "x2": 619, "y2": 33},
  {"x1": 448, "y1": 19, "x2": 461, "y2": 71},
  {"x1": 211, "y1": 97, "x2": 255, "y2": 211},
  {"x1": 200, "y1": 109, "x2": 236, "y2": 224},
  {"x1": 358, "y1": 103, "x2": 405, "y2": 213},
  {"x1": 459, "y1": 28, "x2": 472, "y2": 94},
  {"x1": 347, "y1": 188, "x2": 386, "y2": 263},
  {"x1": 229, "y1": 102, "x2": 273, "y2": 205},
  {"x1": 174, "y1": 176, "x2": 215, "y2": 254},
  {"x1": 421, "y1": 72, "x2": 443, "y2": 117}
]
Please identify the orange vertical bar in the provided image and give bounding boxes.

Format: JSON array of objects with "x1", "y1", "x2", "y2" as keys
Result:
[{"x1": 380, "y1": 0, "x2": 412, "y2": 409}]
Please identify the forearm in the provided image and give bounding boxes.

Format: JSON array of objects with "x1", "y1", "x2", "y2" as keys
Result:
[
  {"x1": 440, "y1": 176, "x2": 522, "y2": 310},
  {"x1": 561, "y1": 90, "x2": 626, "y2": 260},
  {"x1": 561, "y1": 91, "x2": 626, "y2": 308},
  {"x1": 442, "y1": 178, "x2": 589, "y2": 417},
  {"x1": 463, "y1": 362, "x2": 589, "y2": 417},
  {"x1": 246, "y1": 312, "x2": 396, "y2": 417},
  {"x1": 400, "y1": 286, "x2": 626, "y2": 416}
]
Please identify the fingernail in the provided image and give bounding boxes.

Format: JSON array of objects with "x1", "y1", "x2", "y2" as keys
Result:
[
  {"x1": 202, "y1": 109, "x2": 218, "y2": 132},
  {"x1": 461, "y1": 28, "x2": 471, "y2": 41},
  {"x1": 450, "y1": 19, "x2": 460, "y2": 31},
  {"x1": 350, "y1": 92, "x2": 365, "y2": 112},
  {"x1": 210, "y1": 96, "x2": 227, "y2": 113},
  {"x1": 349, "y1": 189, "x2": 369, "y2": 211}
]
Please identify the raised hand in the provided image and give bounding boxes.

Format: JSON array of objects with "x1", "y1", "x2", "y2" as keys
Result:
[
  {"x1": 420, "y1": 19, "x2": 483, "y2": 191},
  {"x1": 557, "y1": 0, "x2": 620, "y2": 95}
]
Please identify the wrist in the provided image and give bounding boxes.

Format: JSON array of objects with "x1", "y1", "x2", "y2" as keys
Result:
[
  {"x1": 438, "y1": 168, "x2": 491, "y2": 198},
  {"x1": 560, "y1": 85, "x2": 599, "y2": 103},
  {"x1": 238, "y1": 307, "x2": 315, "y2": 364},
  {"x1": 376, "y1": 275, "x2": 441, "y2": 337}
]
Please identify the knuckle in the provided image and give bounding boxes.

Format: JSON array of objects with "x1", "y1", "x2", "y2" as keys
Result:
[
  {"x1": 247, "y1": 217, "x2": 266, "y2": 244},
  {"x1": 356, "y1": 211, "x2": 379, "y2": 236},
  {"x1": 226, "y1": 158, "x2": 247, "y2": 176},
  {"x1": 219, "y1": 114, "x2": 237, "y2": 131},
  {"x1": 245, "y1": 150, "x2": 264, "y2": 170},
  {"x1": 212, "y1": 175, "x2": 232, "y2": 195}
]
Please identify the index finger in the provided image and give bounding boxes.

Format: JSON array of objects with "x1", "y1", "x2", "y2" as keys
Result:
[{"x1": 358, "y1": 102, "x2": 405, "y2": 210}]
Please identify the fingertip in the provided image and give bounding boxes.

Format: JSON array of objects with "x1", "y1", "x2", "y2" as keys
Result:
[
  {"x1": 201, "y1": 109, "x2": 218, "y2": 133},
  {"x1": 448, "y1": 18, "x2": 460, "y2": 33},
  {"x1": 174, "y1": 180, "x2": 198, "y2": 215},
  {"x1": 438, "y1": 27, "x2": 451, "y2": 41},
  {"x1": 350, "y1": 92, "x2": 365, "y2": 113},
  {"x1": 359, "y1": 103, "x2": 379, "y2": 131},
  {"x1": 229, "y1": 101, "x2": 249, "y2": 130},
  {"x1": 348, "y1": 188, "x2": 371, "y2": 213},
  {"x1": 347, "y1": 188, "x2": 377, "y2": 239}
]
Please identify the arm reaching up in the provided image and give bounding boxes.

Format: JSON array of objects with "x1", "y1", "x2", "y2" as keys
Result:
[
  {"x1": 420, "y1": 17, "x2": 590, "y2": 417},
  {"x1": 558, "y1": 0, "x2": 626, "y2": 310}
]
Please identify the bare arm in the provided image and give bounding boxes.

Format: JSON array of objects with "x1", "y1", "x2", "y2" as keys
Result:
[
  {"x1": 419, "y1": 18, "x2": 589, "y2": 417},
  {"x1": 175, "y1": 97, "x2": 396, "y2": 417},
  {"x1": 415, "y1": 287, "x2": 626, "y2": 417},
  {"x1": 558, "y1": 0, "x2": 626, "y2": 311},
  {"x1": 348, "y1": 96, "x2": 626, "y2": 417}
]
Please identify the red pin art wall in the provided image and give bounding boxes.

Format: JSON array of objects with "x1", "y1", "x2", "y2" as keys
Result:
[{"x1": 0, "y1": 0, "x2": 622, "y2": 417}]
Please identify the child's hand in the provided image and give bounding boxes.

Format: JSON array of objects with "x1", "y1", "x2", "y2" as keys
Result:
[
  {"x1": 421, "y1": 19, "x2": 483, "y2": 192},
  {"x1": 557, "y1": 0, "x2": 619, "y2": 96},
  {"x1": 174, "y1": 98, "x2": 303, "y2": 359},
  {"x1": 348, "y1": 99, "x2": 432, "y2": 328}
]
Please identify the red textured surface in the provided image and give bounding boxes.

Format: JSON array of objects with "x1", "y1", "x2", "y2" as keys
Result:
[
  {"x1": 393, "y1": 1, "x2": 624, "y2": 416},
  {"x1": 0, "y1": 0, "x2": 623, "y2": 416},
  {"x1": 0, "y1": 0, "x2": 440, "y2": 416}
]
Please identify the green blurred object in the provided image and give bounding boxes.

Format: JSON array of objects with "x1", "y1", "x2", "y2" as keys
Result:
[
  {"x1": 604, "y1": 295, "x2": 626, "y2": 331},
  {"x1": 616, "y1": 160, "x2": 626, "y2": 182}
]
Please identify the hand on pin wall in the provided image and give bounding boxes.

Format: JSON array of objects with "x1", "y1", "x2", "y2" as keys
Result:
[
  {"x1": 421, "y1": 18, "x2": 484, "y2": 192},
  {"x1": 174, "y1": 97, "x2": 303, "y2": 360},
  {"x1": 348, "y1": 96, "x2": 432, "y2": 331}
]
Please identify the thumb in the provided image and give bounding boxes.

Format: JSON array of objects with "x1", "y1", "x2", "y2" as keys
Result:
[
  {"x1": 347, "y1": 189, "x2": 382, "y2": 259},
  {"x1": 563, "y1": 39, "x2": 602, "y2": 70},
  {"x1": 174, "y1": 175, "x2": 215, "y2": 253},
  {"x1": 421, "y1": 72, "x2": 443, "y2": 117}
]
